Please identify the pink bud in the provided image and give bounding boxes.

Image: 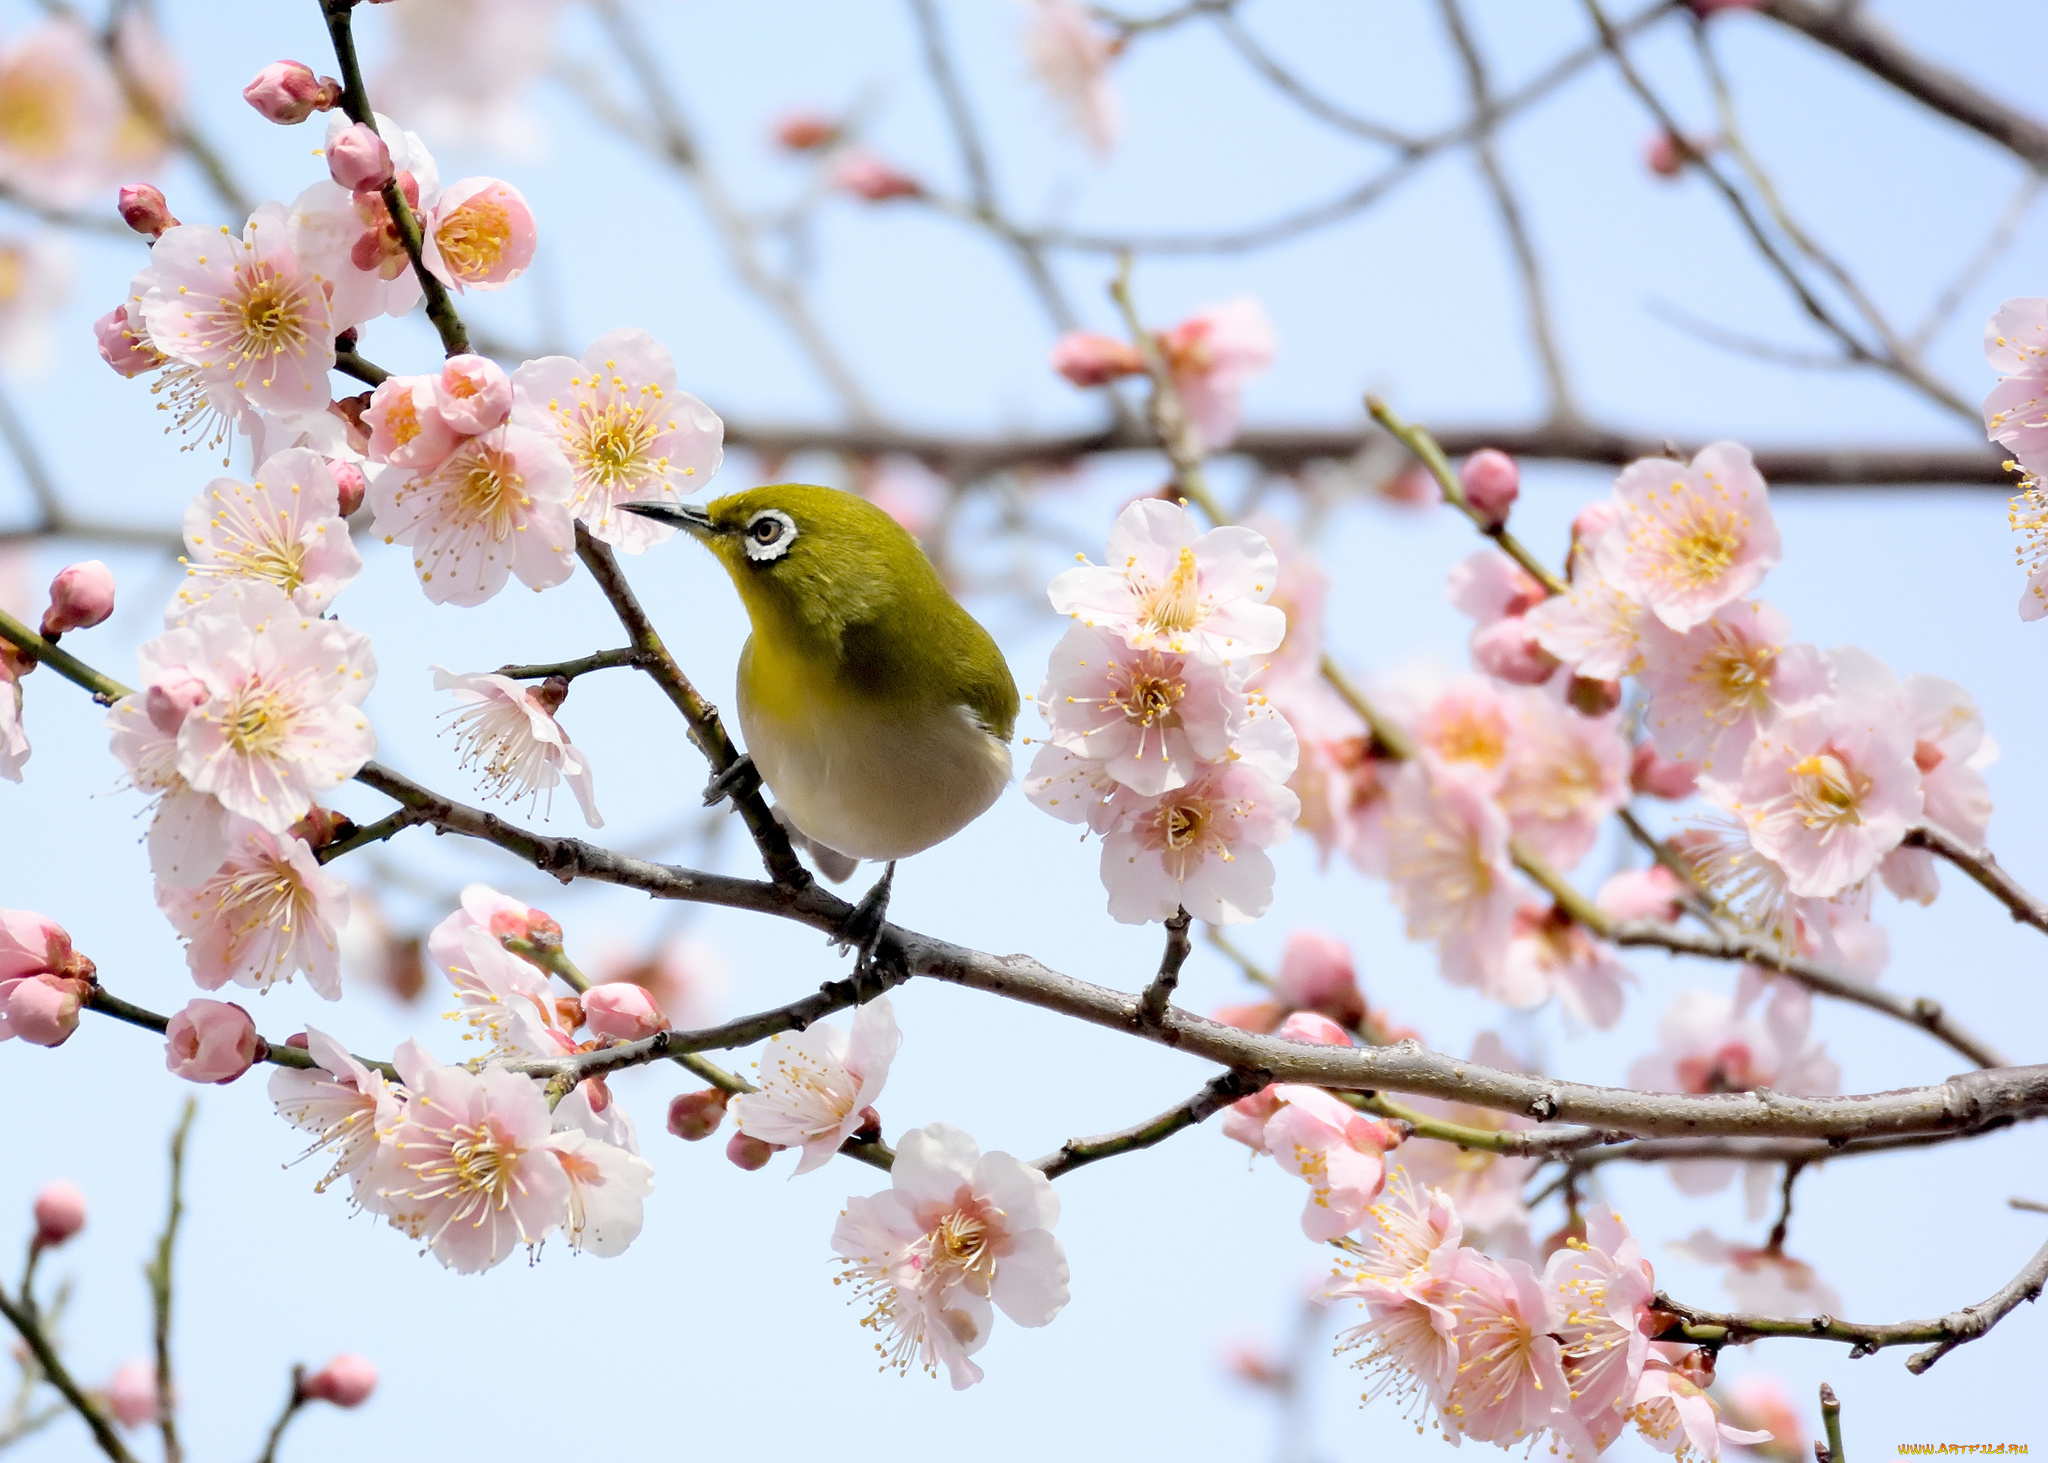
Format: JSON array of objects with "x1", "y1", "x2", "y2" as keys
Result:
[
  {"x1": 1377, "y1": 462, "x2": 1440, "y2": 508},
  {"x1": 327, "y1": 459, "x2": 366, "y2": 518},
  {"x1": 32, "y1": 1180, "x2": 86, "y2": 1246},
  {"x1": 42, "y1": 561, "x2": 116, "y2": 636},
  {"x1": 582, "y1": 983, "x2": 669, "y2": 1042},
  {"x1": 1566, "y1": 675, "x2": 1622, "y2": 717},
  {"x1": 666, "y1": 1088, "x2": 729, "y2": 1141},
  {"x1": 302, "y1": 1353, "x2": 377, "y2": 1407},
  {"x1": 827, "y1": 149, "x2": 921, "y2": 202},
  {"x1": 1050, "y1": 331, "x2": 1147, "y2": 388},
  {"x1": 1210, "y1": 1000, "x2": 1284, "y2": 1034},
  {"x1": 117, "y1": 184, "x2": 177, "y2": 239},
  {"x1": 773, "y1": 110, "x2": 840, "y2": 151},
  {"x1": 1458, "y1": 449, "x2": 1520, "y2": 527},
  {"x1": 164, "y1": 999, "x2": 260, "y2": 1084},
  {"x1": 1273, "y1": 1010, "x2": 1353, "y2": 1047},
  {"x1": 105, "y1": 1361, "x2": 157, "y2": 1429},
  {"x1": 1273, "y1": 929, "x2": 1364, "y2": 1026},
  {"x1": 243, "y1": 60, "x2": 329, "y2": 125},
  {"x1": 94, "y1": 305, "x2": 158, "y2": 378},
  {"x1": 1470, "y1": 615, "x2": 1560, "y2": 686},
  {"x1": 725, "y1": 1131, "x2": 777, "y2": 1171},
  {"x1": 5, "y1": 974, "x2": 87, "y2": 1047},
  {"x1": 326, "y1": 122, "x2": 394, "y2": 191},
  {"x1": 1645, "y1": 131, "x2": 1684, "y2": 179},
  {"x1": 144, "y1": 672, "x2": 209, "y2": 736},
  {"x1": 0, "y1": 908, "x2": 80, "y2": 981},
  {"x1": 1596, "y1": 865, "x2": 1682, "y2": 924},
  {"x1": 435, "y1": 355, "x2": 511, "y2": 435},
  {"x1": 1631, "y1": 742, "x2": 1699, "y2": 800}
]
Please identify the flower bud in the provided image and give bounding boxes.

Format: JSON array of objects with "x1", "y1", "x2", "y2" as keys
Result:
[
  {"x1": 1596, "y1": 865, "x2": 1683, "y2": 924},
  {"x1": 827, "y1": 149, "x2": 921, "y2": 202},
  {"x1": 1566, "y1": 674, "x2": 1622, "y2": 717},
  {"x1": 144, "y1": 673, "x2": 209, "y2": 736},
  {"x1": 1274, "y1": 929, "x2": 1365, "y2": 1027},
  {"x1": 1377, "y1": 462, "x2": 1440, "y2": 508},
  {"x1": 1470, "y1": 615, "x2": 1559, "y2": 686},
  {"x1": 772, "y1": 109, "x2": 840, "y2": 151},
  {"x1": 1458, "y1": 448, "x2": 1520, "y2": 528},
  {"x1": 327, "y1": 458, "x2": 367, "y2": 517},
  {"x1": 435, "y1": 354, "x2": 511, "y2": 435},
  {"x1": 94, "y1": 305, "x2": 159, "y2": 378},
  {"x1": 117, "y1": 184, "x2": 178, "y2": 239},
  {"x1": 666, "y1": 1087, "x2": 728, "y2": 1141},
  {"x1": 164, "y1": 998, "x2": 260, "y2": 1083},
  {"x1": 582, "y1": 982, "x2": 670, "y2": 1042},
  {"x1": 1050, "y1": 331, "x2": 1146, "y2": 388},
  {"x1": 1631, "y1": 742, "x2": 1699, "y2": 800},
  {"x1": 31, "y1": 1180, "x2": 86, "y2": 1247},
  {"x1": 302, "y1": 1353, "x2": 377, "y2": 1407},
  {"x1": 1673, "y1": 1346, "x2": 1716, "y2": 1387},
  {"x1": 6, "y1": 974, "x2": 87, "y2": 1047},
  {"x1": 326, "y1": 122, "x2": 394, "y2": 191},
  {"x1": 105, "y1": 1361, "x2": 157, "y2": 1429},
  {"x1": 725, "y1": 1131, "x2": 777, "y2": 1171},
  {"x1": 41, "y1": 561, "x2": 116, "y2": 636},
  {"x1": 1209, "y1": 1000, "x2": 1284, "y2": 1034},
  {"x1": 1273, "y1": 1010, "x2": 1353, "y2": 1047},
  {"x1": 287, "y1": 806, "x2": 353, "y2": 851},
  {"x1": 364, "y1": 375, "x2": 459, "y2": 469},
  {"x1": 243, "y1": 60, "x2": 329, "y2": 125},
  {"x1": 1645, "y1": 130, "x2": 1685, "y2": 179}
]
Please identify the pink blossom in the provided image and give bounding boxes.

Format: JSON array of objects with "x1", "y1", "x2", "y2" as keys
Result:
[
  {"x1": 832, "y1": 1123, "x2": 1068, "y2": 1388},
  {"x1": 1037, "y1": 624, "x2": 1246, "y2": 796},
  {"x1": 105, "y1": 1361, "x2": 158, "y2": 1430},
  {"x1": 1721, "y1": 1375, "x2": 1806, "y2": 1458},
  {"x1": 582, "y1": 982, "x2": 669, "y2": 1041},
  {"x1": 0, "y1": 235, "x2": 69, "y2": 373},
  {"x1": 364, "y1": 375, "x2": 461, "y2": 470},
  {"x1": 451, "y1": 883, "x2": 562, "y2": 948},
  {"x1": 1712, "y1": 693, "x2": 1923, "y2": 898},
  {"x1": 1546, "y1": 1205, "x2": 1656, "y2": 1452},
  {"x1": 436, "y1": 354, "x2": 512, "y2": 435},
  {"x1": 4, "y1": 974, "x2": 87, "y2": 1047},
  {"x1": 164, "y1": 997, "x2": 261, "y2": 1083},
  {"x1": 1272, "y1": 678, "x2": 1387, "y2": 871},
  {"x1": 367, "y1": 425, "x2": 577, "y2": 605},
  {"x1": 1523, "y1": 568, "x2": 1646, "y2": 680},
  {"x1": 41, "y1": 560, "x2": 114, "y2": 635},
  {"x1": 1984, "y1": 297, "x2": 2048, "y2": 478},
  {"x1": 0, "y1": 21, "x2": 120, "y2": 207},
  {"x1": 1437, "y1": 1247, "x2": 1578, "y2": 1450},
  {"x1": 174, "y1": 448, "x2": 362, "y2": 617},
  {"x1": 432, "y1": 667, "x2": 602, "y2": 826},
  {"x1": 1158, "y1": 298, "x2": 1276, "y2": 450},
  {"x1": 118, "y1": 183, "x2": 178, "y2": 239},
  {"x1": 1666, "y1": 1230, "x2": 1842, "y2": 1318},
  {"x1": 1458, "y1": 449, "x2": 1519, "y2": 527},
  {"x1": 103, "y1": 9, "x2": 179, "y2": 178},
  {"x1": 1023, "y1": 743, "x2": 1122, "y2": 832},
  {"x1": 1099, "y1": 755, "x2": 1299, "y2": 925},
  {"x1": 1023, "y1": 0, "x2": 1120, "y2": 156},
  {"x1": 95, "y1": 304, "x2": 159, "y2": 377},
  {"x1": 33, "y1": 1180, "x2": 86, "y2": 1246},
  {"x1": 546, "y1": 1091, "x2": 655, "y2": 1257},
  {"x1": 158, "y1": 820, "x2": 351, "y2": 998},
  {"x1": 1597, "y1": 443, "x2": 1782, "y2": 632},
  {"x1": 243, "y1": 60, "x2": 334, "y2": 125},
  {"x1": 269, "y1": 1025, "x2": 405, "y2": 1202},
  {"x1": 731, "y1": 996, "x2": 899, "y2": 1174},
  {"x1": 427, "y1": 909, "x2": 575, "y2": 1059},
  {"x1": 327, "y1": 122, "x2": 393, "y2": 190},
  {"x1": 1249, "y1": 514, "x2": 1328, "y2": 685},
  {"x1": 1639, "y1": 600, "x2": 1831, "y2": 774},
  {"x1": 302, "y1": 1354, "x2": 376, "y2": 1407},
  {"x1": 510, "y1": 328, "x2": 725, "y2": 551},
  {"x1": 0, "y1": 910, "x2": 83, "y2": 984},
  {"x1": 1384, "y1": 762, "x2": 1520, "y2": 991},
  {"x1": 1049, "y1": 498, "x2": 1287, "y2": 662},
  {"x1": 286, "y1": 113, "x2": 438, "y2": 329},
  {"x1": 1470, "y1": 616, "x2": 1560, "y2": 685},
  {"x1": 1632, "y1": 742, "x2": 1700, "y2": 799},
  {"x1": 1630, "y1": 987, "x2": 1838, "y2": 1100},
  {"x1": 425, "y1": 177, "x2": 537, "y2": 290},
  {"x1": 727, "y1": 1131, "x2": 776, "y2": 1170},
  {"x1": 1631, "y1": 1359, "x2": 1774, "y2": 1460},
  {"x1": 105, "y1": 659, "x2": 236, "y2": 888},
  {"x1": 1274, "y1": 929, "x2": 1365, "y2": 1027},
  {"x1": 1597, "y1": 864, "x2": 1682, "y2": 923},
  {"x1": 1393, "y1": 1036, "x2": 1538, "y2": 1237},
  {"x1": 828, "y1": 149, "x2": 923, "y2": 201},
  {"x1": 1498, "y1": 686, "x2": 1631, "y2": 871},
  {"x1": 1879, "y1": 674, "x2": 1997, "y2": 904},
  {"x1": 136, "y1": 203, "x2": 337, "y2": 420},
  {"x1": 372, "y1": 0, "x2": 563, "y2": 150},
  {"x1": 1502, "y1": 903, "x2": 1635, "y2": 1029},
  {"x1": 375, "y1": 1054, "x2": 570, "y2": 1273},
  {"x1": 1447, "y1": 550, "x2": 1546, "y2": 628},
  {"x1": 1263, "y1": 1085, "x2": 1400, "y2": 1240},
  {"x1": 773, "y1": 110, "x2": 841, "y2": 151},
  {"x1": 1050, "y1": 331, "x2": 1145, "y2": 387}
]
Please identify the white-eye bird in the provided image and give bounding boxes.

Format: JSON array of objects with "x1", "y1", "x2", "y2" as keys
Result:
[{"x1": 624, "y1": 486, "x2": 1019, "y2": 946}]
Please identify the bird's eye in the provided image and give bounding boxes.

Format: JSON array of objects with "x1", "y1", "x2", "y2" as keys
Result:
[
  {"x1": 750, "y1": 518, "x2": 782, "y2": 545},
  {"x1": 742, "y1": 509, "x2": 798, "y2": 562}
]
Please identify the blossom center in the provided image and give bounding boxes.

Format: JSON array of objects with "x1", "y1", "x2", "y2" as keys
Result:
[
  {"x1": 1704, "y1": 637, "x2": 1774, "y2": 712},
  {"x1": 220, "y1": 682, "x2": 297, "y2": 760},
  {"x1": 1429, "y1": 709, "x2": 1507, "y2": 769},
  {"x1": 0, "y1": 76, "x2": 69, "y2": 159},
  {"x1": 1659, "y1": 500, "x2": 1744, "y2": 588},
  {"x1": 1139, "y1": 547, "x2": 1203, "y2": 636},
  {"x1": 570, "y1": 404, "x2": 657, "y2": 488},
  {"x1": 1788, "y1": 750, "x2": 1865, "y2": 829},
  {"x1": 456, "y1": 450, "x2": 524, "y2": 539},
  {"x1": 1108, "y1": 666, "x2": 1182, "y2": 728},
  {"x1": 231, "y1": 266, "x2": 309, "y2": 359},
  {"x1": 437, "y1": 197, "x2": 513, "y2": 280},
  {"x1": 1163, "y1": 799, "x2": 1207, "y2": 849}
]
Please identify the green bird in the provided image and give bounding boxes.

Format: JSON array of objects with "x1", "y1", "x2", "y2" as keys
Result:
[{"x1": 624, "y1": 486, "x2": 1019, "y2": 950}]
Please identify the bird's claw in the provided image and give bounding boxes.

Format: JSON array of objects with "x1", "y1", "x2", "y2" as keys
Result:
[
  {"x1": 703, "y1": 753, "x2": 761, "y2": 809},
  {"x1": 833, "y1": 861, "x2": 896, "y2": 989}
]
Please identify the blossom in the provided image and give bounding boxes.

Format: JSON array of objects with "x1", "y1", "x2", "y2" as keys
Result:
[
  {"x1": 1498, "y1": 686, "x2": 1632, "y2": 871},
  {"x1": 1384, "y1": 762, "x2": 1520, "y2": 991},
  {"x1": 1411, "y1": 677, "x2": 1515, "y2": 790},
  {"x1": 269, "y1": 1025, "x2": 405, "y2": 1201},
  {"x1": 1273, "y1": 929, "x2": 1365, "y2": 1027},
  {"x1": 0, "y1": 662, "x2": 27, "y2": 782},
  {"x1": 1219, "y1": 1012, "x2": 1351, "y2": 1150},
  {"x1": 243, "y1": 59, "x2": 335, "y2": 125},
  {"x1": 1048, "y1": 499, "x2": 1287, "y2": 662},
  {"x1": 174, "y1": 448, "x2": 362, "y2": 618},
  {"x1": 1099, "y1": 754, "x2": 1299, "y2": 925},
  {"x1": 164, "y1": 998, "x2": 260, "y2": 1083},
  {"x1": 287, "y1": 112, "x2": 439, "y2": 329},
  {"x1": 1328, "y1": 1193, "x2": 1463, "y2": 1426},
  {"x1": 157, "y1": 820, "x2": 351, "y2": 998},
  {"x1": 427, "y1": 905, "x2": 576, "y2": 1058},
  {"x1": 436, "y1": 354, "x2": 511, "y2": 434},
  {"x1": 731, "y1": 996, "x2": 899, "y2": 1174},
  {"x1": 1037, "y1": 624, "x2": 1245, "y2": 796},
  {"x1": 0, "y1": 235, "x2": 71, "y2": 374},
  {"x1": 363, "y1": 374, "x2": 461, "y2": 470},
  {"x1": 136, "y1": 203, "x2": 337, "y2": 420},
  {"x1": 327, "y1": 122, "x2": 394, "y2": 190},
  {"x1": 1721, "y1": 1375, "x2": 1806, "y2": 1460},
  {"x1": 668, "y1": 1088, "x2": 729, "y2": 1141},
  {"x1": 1502, "y1": 902, "x2": 1635, "y2": 1029},
  {"x1": 32, "y1": 1181, "x2": 86, "y2": 1246},
  {"x1": 95, "y1": 303, "x2": 158, "y2": 377},
  {"x1": 1666, "y1": 1230, "x2": 1843, "y2": 1317},
  {"x1": 374, "y1": 0, "x2": 565, "y2": 150},
  {"x1": 828, "y1": 149, "x2": 922, "y2": 201},
  {"x1": 1393, "y1": 1036, "x2": 1538, "y2": 1238},
  {"x1": 105, "y1": 1361, "x2": 158, "y2": 1430},
  {"x1": 1872, "y1": 671, "x2": 1996, "y2": 904},
  {"x1": 1022, "y1": 0, "x2": 1120, "y2": 156},
  {"x1": 0, "y1": 20, "x2": 119, "y2": 207},
  {"x1": 105, "y1": 658, "x2": 236, "y2": 886},
  {"x1": 1051, "y1": 331, "x2": 1144, "y2": 387},
  {"x1": 1638, "y1": 600, "x2": 1831, "y2": 774},
  {"x1": 425, "y1": 177, "x2": 537, "y2": 290},
  {"x1": 433, "y1": 667, "x2": 602, "y2": 825},
  {"x1": 1597, "y1": 443, "x2": 1782, "y2": 632},
  {"x1": 1710, "y1": 694, "x2": 1922, "y2": 898},
  {"x1": 1631, "y1": 1359, "x2": 1774, "y2": 1461},
  {"x1": 1523, "y1": 570, "x2": 1646, "y2": 680},
  {"x1": 42, "y1": 560, "x2": 115, "y2": 635},
  {"x1": 1596, "y1": 864, "x2": 1682, "y2": 923},
  {"x1": 1984, "y1": 297, "x2": 2048, "y2": 478},
  {"x1": 367, "y1": 425, "x2": 576, "y2": 605},
  {"x1": 118, "y1": 183, "x2": 177, "y2": 239},
  {"x1": 1262, "y1": 1085, "x2": 1400, "y2": 1240},
  {"x1": 3, "y1": 974, "x2": 86, "y2": 1046},
  {"x1": 1436, "y1": 1247, "x2": 1577, "y2": 1450},
  {"x1": 1158, "y1": 298, "x2": 1276, "y2": 450},
  {"x1": 1458, "y1": 448, "x2": 1520, "y2": 527},
  {"x1": 510, "y1": 329, "x2": 724, "y2": 551},
  {"x1": 547, "y1": 1086, "x2": 655, "y2": 1257},
  {"x1": 375, "y1": 1050, "x2": 570, "y2": 1273},
  {"x1": 1546, "y1": 1205, "x2": 1656, "y2": 1452},
  {"x1": 581, "y1": 983, "x2": 668, "y2": 1041},
  {"x1": 832, "y1": 1123, "x2": 1068, "y2": 1389}
]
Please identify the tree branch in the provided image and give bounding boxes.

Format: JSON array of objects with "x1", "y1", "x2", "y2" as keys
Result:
[
  {"x1": 1138, "y1": 909, "x2": 1193, "y2": 1031},
  {"x1": 493, "y1": 647, "x2": 644, "y2": 682},
  {"x1": 1904, "y1": 823, "x2": 2048, "y2": 941},
  {"x1": 1035, "y1": 1069, "x2": 1269, "y2": 1179},
  {"x1": 0, "y1": 1290, "x2": 136, "y2": 1463},
  {"x1": 251, "y1": 1369, "x2": 305, "y2": 1463},
  {"x1": 145, "y1": 1100, "x2": 193, "y2": 1463}
]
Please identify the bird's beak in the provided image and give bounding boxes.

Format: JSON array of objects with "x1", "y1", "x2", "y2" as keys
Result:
[{"x1": 621, "y1": 501, "x2": 716, "y2": 536}]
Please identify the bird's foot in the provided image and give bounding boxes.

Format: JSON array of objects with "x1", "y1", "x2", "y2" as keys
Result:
[
  {"x1": 833, "y1": 861, "x2": 896, "y2": 987},
  {"x1": 702, "y1": 753, "x2": 761, "y2": 809}
]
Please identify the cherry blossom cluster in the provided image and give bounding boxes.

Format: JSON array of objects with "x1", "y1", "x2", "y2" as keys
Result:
[{"x1": 1025, "y1": 497, "x2": 1299, "y2": 923}]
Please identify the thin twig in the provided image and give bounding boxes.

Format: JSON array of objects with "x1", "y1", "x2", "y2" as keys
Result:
[
  {"x1": 251, "y1": 1368, "x2": 304, "y2": 1463},
  {"x1": 147, "y1": 1100, "x2": 194, "y2": 1463},
  {"x1": 1903, "y1": 823, "x2": 2048, "y2": 941},
  {"x1": 1035, "y1": 1069, "x2": 1269, "y2": 1179},
  {"x1": 314, "y1": 808, "x2": 425, "y2": 865},
  {"x1": 493, "y1": 647, "x2": 643, "y2": 681},
  {"x1": 1819, "y1": 1382, "x2": 1845, "y2": 1463},
  {"x1": 0, "y1": 1288, "x2": 136, "y2": 1463}
]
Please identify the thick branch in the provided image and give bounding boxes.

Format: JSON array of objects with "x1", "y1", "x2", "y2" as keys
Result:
[{"x1": 1904, "y1": 824, "x2": 2048, "y2": 941}]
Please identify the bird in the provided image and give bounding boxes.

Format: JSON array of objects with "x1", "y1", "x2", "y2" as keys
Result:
[{"x1": 623, "y1": 485, "x2": 1019, "y2": 960}]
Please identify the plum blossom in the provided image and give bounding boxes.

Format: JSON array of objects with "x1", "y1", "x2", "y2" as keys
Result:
[
  {"x1": 427, "y1": 902, "x2": 577, "y2": 1058},
  {"x1": 1639, "y1": 600, "x2": 1831, "y2": 774},
  {"x1": 1100, "y1": 752, "x2": 1299, "y2": 925},
  {"x1": 1274, "y1": 677, "x2": 1388, "y2": 871},
  {"x1": 832, "y1": 1123, "x2": 1068, "y2": 1389},
  {"x1": 731, "y1": 996, "x2": 899, "y2": 1173},
  {"x1": 1158, "y1": 298, "x2": 1276, "y2": 450},
  {"x1": 1498, "y1": 687, "x2": 1632, "y2": 871},
  {"x1": 1410, "y1": 677, "x2": 1515, "y2": 790},
  {"x1": 301, "y1": 1355, "x2": 377, "y2": 1408},
  {"x1": 1631, "y1": 1358, "x2": 1774, "y2": 1461},
  {"x1": 547, "y1": 1086, "x2": 655, "y2": 1257},
  {"x1": 1984, "y1": 297, "x2": 2048, "y2": 479},
  {"x1": 1435, "y1": 1247, "x2": 1578, "y2": 1450},
  {"x1": 364, "y1": 375, "x2": 461, "y2": 470},
  {"x1": 270, "y1": 1025, "x2": 406, "y2": 1201},
  {"x1": 425, "y1": 177, "x2": 537, "y2": 291},
  {"x1": 1262, "y1": 1085, "x2": 1401, "y2": 1240},
  {"x1": 1219, "y1": 1012, "x2": 1352, "y2": 1150},
  {"x1": 1881, "y1": 674, "x2": 1997, "y2": 903},
  {"x1": 1022, "y1": 0, "x2": 1120, "y2": 156},
  {"x1": 1524, "y1": 505, "x2": 1647, "y2": 678},
  {"x1": 136, "y1": 203, "x2": 337, "y2": 421},
  {"x1": 581, "y1": 983, "x2": 667, "y2": 1041},
  {"x1": 105, "y1": 1361, "x2": 158, "y2": 1430},
  {"x1": 1049, "y1": 499, "x2": 1287, "y2": 662},
  {"x1": 288, "y1": 112, "x2": 439, "y2": 329},
  {"x1": 1597, "y1": 443, "x2": 1782, "y2": 632},
  {"x1": 0, "y1": 20, "x2": 119, "y2": 206},
  {"x1": 1667, "y1": 1231, "x2": 1842, "y2": 1317},
  {"x1": 42, "y1": 560, "x2": 115, "y2": 635},
  {"x1": 433, "y1": 668, "x2": 602, "y2": 825},
  {"x1": 375, "y1": 0, "x2": 565, "y2": 150},
  {"x1": 157, "y1": 820, "x2": 351, "y2": 998},
  {"x1": 510, "y1": 329, "x2": 724, "y2": 551},
  {"x1": 1274, "y1": 929, "x2": 1366, "y2": 1027},
  {"x1": 367, "y1": 424, "x2": 576, "y2": 605},
  {"x1": 1598, "y1": 864, "x2": 1684, "y2": 923},
  {"x1": 1502, "y1": 902, "x2": 1635, "y2": 1029},
  {"x1": 1394, "y1": 1036, "x2": 1538, "y2": 1239},
  {"x1": 1384, "y1": 762, "x2": 1520, "y2": 991},
  {"x1": 1328, "y1": 1174, "x2": 1465, "y2": 1426},
  {"x1": 32, "y1": 1181, "x2": 86, "y2": 1247},
  {"x1": 173, "y1": 448, "x2": 362, "y2": 618},
  {"x1": 164, "y1": 998, "x2": 260, "y2": 1083},
  {"x1": 1051, "y1": 331, "x2": 1144, "y2": 387},
  {"x1": 1037, "y1": 624, "x2": 1245, "y2": 796},
  {"x1": 1547, "y1": 1205, "x2": 1656, "y2": 1452}
]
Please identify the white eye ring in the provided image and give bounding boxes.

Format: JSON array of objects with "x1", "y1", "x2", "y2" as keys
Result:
[{"x1": 743, "y1": 508, "x2": 797, "y2": 562}]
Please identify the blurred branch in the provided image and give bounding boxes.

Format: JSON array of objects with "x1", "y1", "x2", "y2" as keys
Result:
[
  {"x1": 145, "y1": 1100, "x2": 193, "y2": 1463},
  {"x1": 0, "y1": 1289, "x2": 135, "y2": 1463},
  {"x1": 1903, "y1": 823, "x2": 2048, "y2": 940},
  {"x1": 1211, "y1": 9, "x2": 1419, "y2": 150},
  {"x1": 1908, "y1": 172, "x2": 2042, "y2": 355},
  {"x1": 251, "y1": 1368, "x2": 305, "y2": 1463}
]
